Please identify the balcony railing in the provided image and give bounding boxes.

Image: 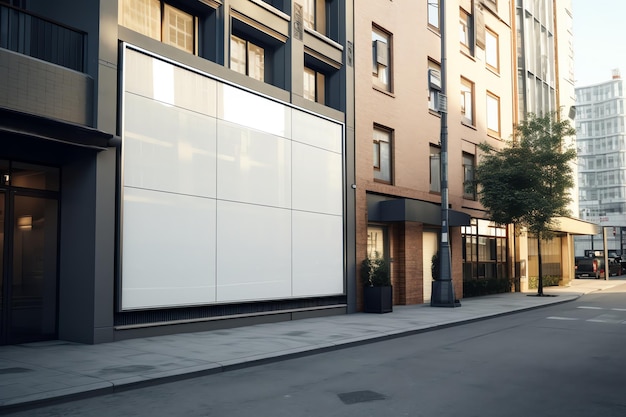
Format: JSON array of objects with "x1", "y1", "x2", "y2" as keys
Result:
[{"x1": 0, "y1": 4, "x2": 85, "y2": 72}]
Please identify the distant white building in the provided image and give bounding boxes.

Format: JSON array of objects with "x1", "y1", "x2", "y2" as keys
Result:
[{"x1": 576, "y1": 70, "x2": 626, "y2": 255}]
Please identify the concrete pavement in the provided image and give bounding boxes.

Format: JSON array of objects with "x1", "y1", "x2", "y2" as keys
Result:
[{"x1": 0, "y1": 278, "x2": 623, "y2": 413}]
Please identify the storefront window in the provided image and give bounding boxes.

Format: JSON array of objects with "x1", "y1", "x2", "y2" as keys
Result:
[{"x1": 461, "y1": 219, "x2": 507, "y2": 280}]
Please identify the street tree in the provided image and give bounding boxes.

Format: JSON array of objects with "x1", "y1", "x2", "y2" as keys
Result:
[{"x1": 474, "y1": 111, "x2": 577, "y2": 295}]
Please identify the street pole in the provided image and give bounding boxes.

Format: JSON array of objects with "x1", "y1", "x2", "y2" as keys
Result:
[{"x1": 431, "y1": 0, "x2": 459, "y2": 307}]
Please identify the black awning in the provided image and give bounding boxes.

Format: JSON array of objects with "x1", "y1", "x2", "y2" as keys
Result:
[
  {"x1": 0, "y1": 107, "x2": 116, "y2": 150},
  {"x1": 370, "y1": 198, "x2": 471, "y2": 226}
]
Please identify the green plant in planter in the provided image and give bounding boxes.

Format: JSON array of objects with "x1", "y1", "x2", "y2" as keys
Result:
[
  {"x1": 361, "y1": 253, "x2": 393, "y2": 313},
  {"x1": 361, "y1": 253, "x2": 390, "y2": 287}
]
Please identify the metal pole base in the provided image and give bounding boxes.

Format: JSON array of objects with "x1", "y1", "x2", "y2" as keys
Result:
[{"x1": 430, "y1": 280, "x2": 461, "y2": 307}]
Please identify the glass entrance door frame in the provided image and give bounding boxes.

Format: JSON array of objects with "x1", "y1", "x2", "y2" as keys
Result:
[{"x1": 0, "y1": 161, "x2": 60, "y2": 345}]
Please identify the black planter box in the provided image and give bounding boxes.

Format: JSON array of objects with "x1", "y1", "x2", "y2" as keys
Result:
[{"x1": 364, "y1": 286, "x2": 393, "y2": 313}]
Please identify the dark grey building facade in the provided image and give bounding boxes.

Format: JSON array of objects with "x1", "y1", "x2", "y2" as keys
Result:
[{"x1": 0, "y1": 0, "x2": 355, "y2": 345}]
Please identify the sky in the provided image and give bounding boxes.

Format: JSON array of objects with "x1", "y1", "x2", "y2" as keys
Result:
[{"x1": 572, "y1": 0, "x2": 626, "y2": 87}]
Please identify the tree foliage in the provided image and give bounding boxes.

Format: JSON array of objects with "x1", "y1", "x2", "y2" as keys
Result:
[
  {"x1": 474, "y1": 111, "x2": 577, "y2": 295},
  {"x1": 475, "y1": 111, "x2": 577, "y2": 239}
]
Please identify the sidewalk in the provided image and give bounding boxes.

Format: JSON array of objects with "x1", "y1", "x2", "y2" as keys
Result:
[{"x1": 0, "y1": 279, "x2": 623, "y2": 413}]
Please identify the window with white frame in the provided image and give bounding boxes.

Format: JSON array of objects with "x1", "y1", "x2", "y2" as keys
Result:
[
  {"x1": 459, "y1": 7, "x2": 473, "y2": 55},
  {"x1": 373, "y1": 125, "x2": 392, "y2": 183},
  {"x1": 461, "y1": 77, "x2": 474, "y2": 125},
  {"x1": 372, "y1": 25, "x2": 392, "y2": 92},
  {"x1": 119, "y1": 0, "x2": 196, "y2": 54},
  {"x1": 428, "y1": 0, "x2": 439, "y2": 30},
  {"x1": 428, "y1": 59, "x2": 441, "y2": 112},
  {"x1": 230, "y1": 35, "x2": 265, "y2": 82},
  {"x1": 429, "y1": 145, "x2": 441, "y2": 193},
  {"x1": 485, "y1": 28, "x2": 499, "y2": 72},
  {"x1": 487, "y1": 92, "x2": 501, "y2": 135}
]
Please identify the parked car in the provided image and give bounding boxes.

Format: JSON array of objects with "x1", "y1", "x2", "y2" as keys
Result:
[
  {"x1": 607, "y1": 258, "x2": 623, "y2": 277},
  {"x1": 575, "y1": 256, "x2": 622, "y2": 279},
  {"x1": 575, "y1": 256, "x2": 599, "y2": 279}
]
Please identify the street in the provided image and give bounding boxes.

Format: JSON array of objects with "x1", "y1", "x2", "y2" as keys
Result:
[{"x1": 5, "y1": 282, "x2": 626, "y2": 417}]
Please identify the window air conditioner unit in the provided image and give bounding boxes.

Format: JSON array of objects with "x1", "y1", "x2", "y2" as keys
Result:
[
  {"x1": 374, "y1": 40, "x2": 388, "y2": 66},
  {"x1": 429, "y1": 69, "x2": 442, "y2": 91}
]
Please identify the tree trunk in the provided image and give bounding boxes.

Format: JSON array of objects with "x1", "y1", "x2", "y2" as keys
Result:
[{"x1": 537, "y1": 237, "x2": 544, "y2": 296}]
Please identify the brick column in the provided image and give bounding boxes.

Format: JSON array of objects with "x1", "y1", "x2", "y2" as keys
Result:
[
  {"x1": 393, "y1": 222, "x2": 423, "y2": 305},
  {"x1": 355, "y1": 189, "x2": 368, "y2": 312},
  {"x1": 450, "y1": 226, "x2": 464, "y2": 300}
]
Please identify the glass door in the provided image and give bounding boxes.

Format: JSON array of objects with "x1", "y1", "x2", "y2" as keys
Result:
[
  {"x1": 0, "y1": 160, "x2": 60, "y2": 345},
  {"x1": 7, "y1": 194, "x2": 58, "y2": 344}
]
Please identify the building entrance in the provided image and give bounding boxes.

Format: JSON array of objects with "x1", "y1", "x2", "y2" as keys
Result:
[{"x1": 0, "y1": 162, "x2": 59, "y2": 345}]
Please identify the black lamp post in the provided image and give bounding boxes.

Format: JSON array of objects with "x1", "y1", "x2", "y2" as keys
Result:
[{"x1": 431, "y1": 0, "x2": 460, "y2": 307}]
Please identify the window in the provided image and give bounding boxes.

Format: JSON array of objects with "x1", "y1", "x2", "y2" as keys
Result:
[
  {"x1": 462, "y1": 219, "x2": 507, "y2": 280},
  {"x1": 487, "y1": 92, "x2": 500, "y2": 135},
  {"x1": 305, "y1": 53, "x2": 339, "y2": 109},
  {"x1": 429, "y1": 145, "x2": 441, "y2": 192},
  {"x1": 303, "y1": 0, "x2": 326, "y2": 35},
  {"x1": 428, "y1": 59, "x2": 441, "y2": 112},
  {"x1": 304, "y1": 66, "x2": 326, "y2": 104},
  {"x1": 302, "y1": 0, "x2": 339, "y2": 42},
  {"x1": 367, "y1": 226, "x2": 387, "y2": 259},
  {"x1": 230, "y1": 35, "x2": 265, "y2": 82},
  {"x1": 303, "y1": 0, "x2": 315, "y2": 30},
  {"x1": 119, "y1": 0, "x2": 197, "y2": 54},
  {"x1": 463, "y1": 153, "x2": 476, "y2": 200},
  {"x1": 373, "y1": 126, "x2": 392, "y2": 183},
  {"x1": 119, "y1": 0, "x2": 161, "y2": 39},
  {"x1": 428, "y1": 0, "x2": 439, "y2": 30},
  {"x1": 163, "y1": 4, "x2": 194, "y2": 53},
  {"x1": 484, "y1": 0, "x2": 497, "y2": 11},
  {"x1": 461, "y1": 77, "x2": 474, "y2": 125},
  {"x1": 230, "y1": 16, "x2": 287, "y2": 89},
  {"x1": 372, "y1": 25, "x2": 392, "y2": 92},
  {"x1": 459, "y1": 7, "x2": 473, "y2": 55},
  {"x1": 485, "y1": 28, "x2": 499, "y2": 72}
]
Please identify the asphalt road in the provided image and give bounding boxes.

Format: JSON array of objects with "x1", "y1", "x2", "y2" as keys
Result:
[{"x1": 6, "y1": 282, "x2": 626, "y2": 417}]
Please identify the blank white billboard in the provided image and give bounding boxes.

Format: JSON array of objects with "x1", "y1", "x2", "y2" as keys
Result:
[{"x1": 120, "y1": 46, "x2": 345, "y2": 310}]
